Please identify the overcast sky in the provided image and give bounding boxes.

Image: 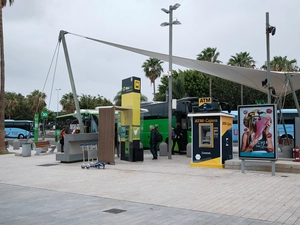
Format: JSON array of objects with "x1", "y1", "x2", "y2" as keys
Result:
[{"x1": 3, "y1": 0, "x2": 300, "y2": 111}]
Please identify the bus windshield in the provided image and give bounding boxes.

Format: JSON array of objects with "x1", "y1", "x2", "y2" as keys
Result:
[
  {"x1": 4, "y1": 120, "x2": 34, "y2": 139},
  {"x1": 56, "y1": 109, "x2": 99, "y2": 134}
]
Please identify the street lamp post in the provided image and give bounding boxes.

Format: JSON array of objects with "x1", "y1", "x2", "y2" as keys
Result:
[
  {"x1": 266, "y1": 12, "x2": 276, "y2": 104},
  {"x1": 161, "y1": 3, "x2": 181, "y2": 159}
]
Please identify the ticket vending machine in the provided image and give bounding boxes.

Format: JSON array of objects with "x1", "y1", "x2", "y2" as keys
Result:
[
  {"x1": 120, "y1": 125, "x2": 131, "y2": 161},
  {"x1": 188, "y1": 112, "x2": 234, "y2": 168},
  {"x1": 120, "y1": 76, "x2": 143, "y2": 162}
]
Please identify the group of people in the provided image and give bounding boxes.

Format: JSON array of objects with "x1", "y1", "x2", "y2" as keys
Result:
[{"x1": 149, "y1": 123, "x2": 183, "y2": 160}]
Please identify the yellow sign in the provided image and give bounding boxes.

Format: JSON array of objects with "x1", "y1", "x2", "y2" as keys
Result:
[
  {"x1": 134, "y1": 80, "x2": 140, "y2": 91},
  {"x1": 198, "y1": 97, "x2": 212, "y2": 106}
]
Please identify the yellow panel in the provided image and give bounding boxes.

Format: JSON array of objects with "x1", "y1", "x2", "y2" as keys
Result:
[
  {"x1": 221, "y1": 116, "x2": 233, "y2": 136},
  {"x1": 121, "y1": 92, "x2": 140, "y2": 126},
  {"x1": 190, "y1": 157, "x2": 224, "y2": 168}
]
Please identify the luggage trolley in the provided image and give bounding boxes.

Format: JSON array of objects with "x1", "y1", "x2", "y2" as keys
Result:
[
  {"x1": 81, "y1": 142, "x2": 105, "y2": 169},
  {"x1": 87, "y1": 142, "x2": 98, "y2": 166},
  {"x1": 80, "y1": 143, "x2": 89, "y2": 169}
]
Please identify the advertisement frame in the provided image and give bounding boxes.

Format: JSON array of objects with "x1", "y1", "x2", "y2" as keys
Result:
[{"x1": 238, "y1": 104, "x2": 277, "y2": 160}]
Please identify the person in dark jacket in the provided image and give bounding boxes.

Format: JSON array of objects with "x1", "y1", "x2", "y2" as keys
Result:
[
  {"x1": 172, "y1": 123, "x2": 183, "y2": 154},
  {"x1": 149, "y1": 125, "x2": 157, "y2": 160}
]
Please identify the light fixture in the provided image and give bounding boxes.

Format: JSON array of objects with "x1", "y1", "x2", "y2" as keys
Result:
[
  {"x1": 163, "y1": 71, "x2": 171, "y2": 77},
  {"x1": 262, "y1": 78, "x2": 267, "y2": 87},
  {"x1": 160, "y1": 22, "x2": 169, "y2": 27},
  {"x1": 271, "y1": 87, "x2": 276, "y2": 95},
  {"x1": 267, "y1": 26, "x2": 276, "y2": 36},
  {"x1": 172, "y1": 3, "x2": 181, "y2": 10},
  {"x1": 173, "y1": 20, "x2": 181, "y2": 25},
  {"x1": 161, "y1": 8, "x2": 169, "y2": 13}
]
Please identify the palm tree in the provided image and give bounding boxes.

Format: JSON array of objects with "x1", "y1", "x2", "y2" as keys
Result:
[
  {"x1": 261, "y1": 56, "x2": 298, "y2": 72},
  {"x1": 0, "y1": 0, "x2": 15, "y2": 153},
  {"x1": 26, "y1": 90, "x2": 47, "y2": 114},
  {"x1": 4, "y1": 92, "x2": 19, "y2": 119},
  {"x1": 142, "y1": 57, "x2": 163, "y2": 98},
  {"x1": 60, "y1": 92, "x2": 76, "y2": 114},
  {"x1": 80, "y1": 94, "x2": 95, "y2": 109},
  {"x1": 197, "y1": 47, "x2": 222, "y2": 97},
  {"x1": 227, "y1": 52, "x2": 255, "y2": 105}
]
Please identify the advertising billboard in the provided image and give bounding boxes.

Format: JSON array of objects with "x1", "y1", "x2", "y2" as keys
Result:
[{"x1": 238, "y1": 104, "x2": 277, "y2": 160}]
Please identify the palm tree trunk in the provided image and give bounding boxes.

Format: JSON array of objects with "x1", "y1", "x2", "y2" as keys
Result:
[
  {"x1": 209, "y1": 76, "x2": 212, "y2": 97},
  {"x1": 241, "y1": 84, "x2": 243, "y2": 105},
  {"x1": 0, "y1": 2, "x2": 6, "y2": 153},
  {"x1": 153, "y1": 80, "x2": 156, "y2": 100}
]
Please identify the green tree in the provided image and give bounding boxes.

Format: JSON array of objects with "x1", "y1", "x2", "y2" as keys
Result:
[
  {"x1": 94, "y1": 94, "x2": 113, "y2": 107},
  {"x1": 172, "y1": 70, "x2": 186, "y2": 99},
  {"x1": 227, "y1": 52, "x2": 256, "y2": 104},
  {"x1": 155, "y1": 69, "x2": 209, "y2": 101},
  {"x1": 181, "y1": 70, "x2": 209, "y2": 98},
  {"x1": 197, "y1": 47, "x2": 222, "y2": 97},
  {"x1": 142, "y1": 57, "x2": 164, "y2": 98},
  {"x1": 79, "y1": 94, "x2": 113, "y2": 109},
  {"x1": 0, "y1": 0, "x2": 15, "y2": 153},
  {"x1": 60, "y1": 92, "x2": 75, "y2": 114}
]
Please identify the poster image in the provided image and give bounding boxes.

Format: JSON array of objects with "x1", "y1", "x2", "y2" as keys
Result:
[{"x1": 238, "y1": 105, "x2": 277, "y2": 160}]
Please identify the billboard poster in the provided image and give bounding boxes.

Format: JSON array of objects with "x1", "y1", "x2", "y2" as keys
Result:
[{"x1": 238, "y1": 104, "x2": 277, "y2": 160}]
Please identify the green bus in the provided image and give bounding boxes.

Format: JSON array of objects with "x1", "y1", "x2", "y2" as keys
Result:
[
  {"x1": 140, "y1": 97, "x2": 200, "y2": 152},
  {"x1": 140, "y1": 97, "x2": 231, "y2": 152}
]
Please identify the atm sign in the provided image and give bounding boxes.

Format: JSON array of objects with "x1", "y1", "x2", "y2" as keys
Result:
[{"x1": 198, "y1": 97, "x2": 212, "y2": 106}]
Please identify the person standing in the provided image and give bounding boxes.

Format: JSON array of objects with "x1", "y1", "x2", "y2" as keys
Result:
[
  {"x1": 154, "y1": 126, "x2": 159, "y2": 153},
  {"x1": 59, "y1": 128, "x2": 66, "y2": 153},
  {"x1": 172, "y1": 123, "x2": 183, "y2": 155},
  {"x1": 149, "y1": 125, "x2": 157, "y2": 160}
]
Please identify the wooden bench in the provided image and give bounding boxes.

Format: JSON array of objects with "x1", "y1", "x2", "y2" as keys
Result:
[{"x1": 34, "y1": 141, "x2": 56, "y2": 155}]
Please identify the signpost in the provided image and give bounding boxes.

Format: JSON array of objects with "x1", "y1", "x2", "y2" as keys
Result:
[
  {"x1": 255, "y1": 100, "x2": 268, "y2": 104},
  {"x1": 41, "y1": 111, "x2": 48, "y2": 119},
  {"x1": 34, "y1": 114, "x2": 39, "y2": 142},
  {"x1": 40, "y1": 111, "x2": 48, "y2": 140}
]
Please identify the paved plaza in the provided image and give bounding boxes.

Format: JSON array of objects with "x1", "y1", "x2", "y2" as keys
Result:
[{"x1": 0, "y1": 147, "x2": 300, "y2": 225}]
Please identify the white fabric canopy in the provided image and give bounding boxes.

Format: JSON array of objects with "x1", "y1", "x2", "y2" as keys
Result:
[{"x1": 72, "y1": 32, "x2": 300, "y2": 97}]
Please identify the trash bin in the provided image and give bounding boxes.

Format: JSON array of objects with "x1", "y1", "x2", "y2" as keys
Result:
[
  {"x1": 132, "y1": 142, "x2": 144, "y2": 162},
  {"x1": 159, "y1": 142, "x2": 168, "y2": 156},
  {"x1": 22, "y1": 143, "x2": 31, "y2": 157},
  {"x1": 13, "y1": 140, "x2": 20, "y2": 150},
  {"x1": 186, "y1": 143, "x2": 191, "y2": 158},
  {"x1": 282, "y1": 146, "x2": 293, "y2": 158}
]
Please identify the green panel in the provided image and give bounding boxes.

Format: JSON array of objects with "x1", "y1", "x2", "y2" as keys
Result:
[{"x1": 140, "y1": 117, "x2": 177, "y2": 149}]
